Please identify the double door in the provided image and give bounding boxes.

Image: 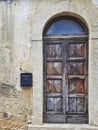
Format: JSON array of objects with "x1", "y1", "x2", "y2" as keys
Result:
[{"x1": 43, "y1": 38, "x2": 88, "y2": 123}]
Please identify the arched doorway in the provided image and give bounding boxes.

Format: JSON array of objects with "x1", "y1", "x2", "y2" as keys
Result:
[{"x1": 43, "y1": 16, "x2": 88, "y2": 123}]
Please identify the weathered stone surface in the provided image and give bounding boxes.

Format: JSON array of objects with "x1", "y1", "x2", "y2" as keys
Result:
[
  {"x1": 28, "y1": 124, "x2": 98, "y2": 130},
  {"x1": 0, "y1": 115, "x2": 26, "y2": 130}
]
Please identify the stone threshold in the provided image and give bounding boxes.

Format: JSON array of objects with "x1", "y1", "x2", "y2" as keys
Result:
[{"x1": 27, "y1": 124, "x2": 98, "y2": 130}]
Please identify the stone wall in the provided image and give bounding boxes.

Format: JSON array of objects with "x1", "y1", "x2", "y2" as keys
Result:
[{"x1": 0, "y1": 0, "x2": 33, "y2": 121}]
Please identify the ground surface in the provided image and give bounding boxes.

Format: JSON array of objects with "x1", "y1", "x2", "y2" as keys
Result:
[{"x1": 0, "y1": 116, "x2": 27, "y2": 130}]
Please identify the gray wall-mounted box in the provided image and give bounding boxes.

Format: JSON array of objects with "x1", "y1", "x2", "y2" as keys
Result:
[{"x1": 20, "y1": 73, "x2": 32, "y2": 87}]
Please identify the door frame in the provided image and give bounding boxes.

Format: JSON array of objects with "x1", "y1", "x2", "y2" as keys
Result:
[{"x1": 30, "y1": 2, "x2": 98, "y2": 124}]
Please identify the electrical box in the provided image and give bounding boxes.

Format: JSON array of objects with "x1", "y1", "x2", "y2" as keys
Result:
[{"x1": 20, "y1": 73, "x2": 32, "y2": 87}]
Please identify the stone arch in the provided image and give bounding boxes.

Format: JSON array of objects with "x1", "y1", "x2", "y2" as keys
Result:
[
  {"x1": 43, "y1": 14, "x2": 88, "y2": 36},
  {"x1": 31, "y1": 1, "x2": 98, "y2": 40}
]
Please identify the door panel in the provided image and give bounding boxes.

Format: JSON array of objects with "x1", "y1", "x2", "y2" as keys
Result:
[
  {"x1": 68, "y1": 43, "x2": 85, "y2": 57},
  {"x1": 68, "y1": 62, "x2": 84, "y2": 75},
  {"x1": 77, "y1": 98, "x2": 85, "y2": 112},
  {"x1": 43, "y1": 39, "x2": 88, "y2": 123},
  {"x1": 47, "y1": 97, "x2": 62, "y2": 111},
  {"x1": 66, "y1": 115, "x2": 88, "y2": 124},
  {"x1": 46, "y1": 44, "x2": 62, "y2": 58},
  {"x1": 68, "y1": 97, "x2": 85, "y2": 113},
  {"x1": 44, "y1": 114, "x2": 65, "y2": 123},
  {"x1": 68, "y1": 98, "x2": 77, "y2": 112},
  {"x1": 68, "y1": 79, "x2": 85, "y2": 94},
  {"x1": 46, "y1": 79, "x2": 62, "y2": 93},
  {"x1": 46, "y1": 62, "x2": 62, "y2": 75}
]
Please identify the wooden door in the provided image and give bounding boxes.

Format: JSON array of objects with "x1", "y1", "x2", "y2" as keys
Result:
[{"x1": 43, "y1": 38, "x2": 88, "y2": 123}]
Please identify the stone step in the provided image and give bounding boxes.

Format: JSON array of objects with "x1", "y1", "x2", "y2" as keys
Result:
[{"x1": 27, "y1": 124, "x2": 98, "y2": 130}]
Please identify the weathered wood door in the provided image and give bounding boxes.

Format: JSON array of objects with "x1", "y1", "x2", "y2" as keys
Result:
[{"x1": 43, "y1": 38, "x2": 88, "y2": 123}]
